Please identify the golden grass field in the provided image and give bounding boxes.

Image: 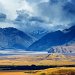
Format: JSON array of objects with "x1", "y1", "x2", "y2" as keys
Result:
[
  {"x1": 0, "y1": 53, "x2": 75, "y2": 66},
  {"x1": 0, "y1": 67, "x2": 75, "y2": 75},
  {"x1": 0, "y1": 53, "x2": 75, "y2": 75},
  {"x1": 36, "y1": 67, "x2": 75, "y2": 75}
]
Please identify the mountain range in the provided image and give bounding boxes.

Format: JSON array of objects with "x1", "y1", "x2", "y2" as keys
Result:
[
  {"x1": 28, "y1": 25, "x2": 75, "y2": 51},
  {"x1": 0, "y1": 25, "x2": 75, "y2": 53}
]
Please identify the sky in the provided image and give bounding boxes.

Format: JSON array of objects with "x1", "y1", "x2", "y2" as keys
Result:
[{"x1": 0, "y1": 0, "x2": 75, "y2": 32}]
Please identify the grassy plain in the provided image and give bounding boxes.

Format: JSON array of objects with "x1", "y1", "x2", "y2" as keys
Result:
[
  {"x1": 0, "y1": 67, "x2": 75, "y2": 75},
  {"x1": 0, "y1": 53, "x2": 75, "y2": 75},
  {"x1": 0, "y1": 53, "x2": 75, "y2": 66}
]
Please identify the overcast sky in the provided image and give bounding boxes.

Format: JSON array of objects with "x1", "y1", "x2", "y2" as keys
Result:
[{"x1": 0, "y1": 0, "x2": 75, "y2": 31}]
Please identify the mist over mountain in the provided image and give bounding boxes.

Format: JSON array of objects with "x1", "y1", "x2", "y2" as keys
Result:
[{"x1": 14, "y1": 10, "x2": 49, "y2": 39}]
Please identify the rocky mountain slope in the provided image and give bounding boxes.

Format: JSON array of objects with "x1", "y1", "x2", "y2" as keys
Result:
[{"x1": 47, "y1": 46, "x2": 75, "y2": 53}]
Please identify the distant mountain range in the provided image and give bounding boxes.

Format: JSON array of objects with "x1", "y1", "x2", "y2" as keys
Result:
[
  {"x1": 0, "y1": 25, "x2": 75, "y2": 53},
  {"x1": 28, "y1": 25, "x2": 75, "y2": 51}
]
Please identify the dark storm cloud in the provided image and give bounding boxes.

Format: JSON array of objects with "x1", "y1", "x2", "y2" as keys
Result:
[{"x1": 63, "y1": 0, "x2": 75, "y2": 15}]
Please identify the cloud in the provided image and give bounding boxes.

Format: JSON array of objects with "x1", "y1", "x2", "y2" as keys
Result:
[
  {"x1": 26, "y1": 0, "x2": 49, "y2": 4},
  {"x1": 0, "y1": 13, "x2": 6, "y2": 22},
  {"x1": 30, "y1": 0, "x2": 75, "y2": 30},
  {"x1": 63, "y1": 0, "x2": 75, "y2": 15},
  {"x1": 0, "y1": 0, "x2": 75, "y2": 32},
  {"x1": 0, "y1": 0, "x2": 34, "y2": 20},
  {"x1": 0, "y1": 21, "x2": 17, "y2": 28},
  {"x1": 0, "y1": 0, "x2": 19, "y2": 20}
]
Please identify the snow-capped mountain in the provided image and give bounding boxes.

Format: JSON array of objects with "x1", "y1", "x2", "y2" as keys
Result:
[{"x1": 14, "y1": 10, "x2": 49, "y2": 39}]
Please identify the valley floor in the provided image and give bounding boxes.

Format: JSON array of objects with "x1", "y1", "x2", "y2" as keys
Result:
[
  {"x1": 0, "y1": 53, "x2": 75, "y2": 75},
  {"x1": 0, "y1": 53, "x2": 75, "y2": 66}
]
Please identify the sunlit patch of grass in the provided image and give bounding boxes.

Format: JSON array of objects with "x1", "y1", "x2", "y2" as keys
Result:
[
  {"x1": 37, "y1": 68, "x2": 75, "y2": 75},
  {"x1": 50, "y1": 69, "x2": 75, "y2": 75}
]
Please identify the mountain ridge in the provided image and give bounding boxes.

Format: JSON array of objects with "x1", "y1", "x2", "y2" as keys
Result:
[
  {"x1": 0, "y1": 27, "x2": 35, "y2": 50},
  {"x1": 28, "y1": 25, "x2": 75, "y2": 51}
]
